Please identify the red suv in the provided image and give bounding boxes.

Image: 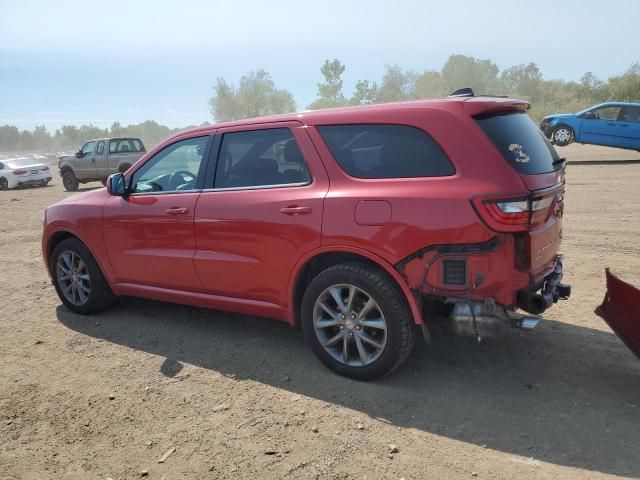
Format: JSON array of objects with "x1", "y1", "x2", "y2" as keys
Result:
[{"x1": 43, "y1": 93, "x2": 571, "y2": 379}]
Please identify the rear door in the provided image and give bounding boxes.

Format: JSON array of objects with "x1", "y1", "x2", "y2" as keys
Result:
[
  {"x1": 193, "y1": 122, "x2": 328, "y2": 309},
  {"x1": 103, "y1": 134, "x2": 211, "y2": 291},
  {"x1": 618, "y1": 106, "x2": 640, "y2": 148}
]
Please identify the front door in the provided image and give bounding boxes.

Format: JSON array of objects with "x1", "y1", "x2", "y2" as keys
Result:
[
  {"x1": 103, "y1": 134, "x2": 211, "y2": 292},
  {"x1": 580, "y1": 105, "x2": 623, "y2": 147},
  {"x1": 75, "y1": 140, "x2": 99, "y2": 178},
  {"x1": 95, "y1": 140, "x2": 108, "y2": 178},
  {"x1": 194, "y1": 123, "x2": 329, "y2": 309}
]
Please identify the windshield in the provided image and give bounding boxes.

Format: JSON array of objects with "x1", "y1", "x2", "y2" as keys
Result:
[{"x1": 475, "y1": 111, "x2": 562, "y2": 174}]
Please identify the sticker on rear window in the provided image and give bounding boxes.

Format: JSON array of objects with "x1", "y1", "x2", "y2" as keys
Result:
[{"x1": 508, "y1": 143, "x2": 530, "y2": 163}]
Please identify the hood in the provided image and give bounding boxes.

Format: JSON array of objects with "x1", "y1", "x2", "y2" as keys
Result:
[
  {"x1": 52, "y1": 187, "x2": 107, "y2": 206},
  {"x1": 542, "y1": 113, "x2": 573, "y2": 121}
]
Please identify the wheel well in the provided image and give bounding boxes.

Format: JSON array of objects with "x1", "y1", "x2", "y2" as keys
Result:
[
  {"x1": 46, "y1": 231, "x2": 79, "y2": 270},
  {"x1": 292, "y1": 252, "x2": 404, "y2": 327},
  {"x1": 60, "y1": 166, "x2": 73, "y2": 174}
]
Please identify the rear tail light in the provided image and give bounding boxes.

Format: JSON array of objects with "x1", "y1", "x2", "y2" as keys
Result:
[
  {"x1": 472, "y1": 191, "x2": 561, "y2": 232},
  {"x1": 13, "y1": 170, "x2": 27, "y2": 175}
]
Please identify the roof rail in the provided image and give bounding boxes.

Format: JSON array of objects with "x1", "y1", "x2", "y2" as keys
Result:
[{"x1": 448, "y1": 87, "x2": 475, "y2": 97}]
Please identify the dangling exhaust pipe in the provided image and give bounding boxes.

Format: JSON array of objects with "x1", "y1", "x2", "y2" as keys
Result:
[{"x1": 517, "y1": 290, "x2": 553, "y2": 315}]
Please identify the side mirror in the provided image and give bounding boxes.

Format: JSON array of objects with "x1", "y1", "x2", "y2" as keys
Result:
[
  {"x1": 107, "y1": 173, "x2": 127, "y2": 196},
  {"x1": 75, "y1": 150, "x2": 84, "y2": 158},
  {"x1": 584, "y1": 111, "x2": 596, "y2": 120}
]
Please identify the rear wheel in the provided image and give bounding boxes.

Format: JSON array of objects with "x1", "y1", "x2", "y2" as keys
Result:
[
  {"x1": 51, "y1": 238, "x2": 114, "y2": 314},
  {"x1": 62, "y1": 170, "x2": 79, "y2": 191},
  {"x1": 301, "y1": 262, "x2": 416, "y2": 380},
  {"x1": 0, "y1": 177, "x2": 8, "y2": 190},
  {"x1": 552, "y1": 126, "x2": 574, "y2": 146}
]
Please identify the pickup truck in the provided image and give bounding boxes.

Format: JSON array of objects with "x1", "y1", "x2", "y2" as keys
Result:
[{"x1": 58, "y1": 137, "x2": 146, "y2": 191}]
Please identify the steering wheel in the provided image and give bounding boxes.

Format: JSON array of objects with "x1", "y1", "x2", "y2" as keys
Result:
[{"x1": 168, "y1": 170, "x2": 196, "y2": 190}]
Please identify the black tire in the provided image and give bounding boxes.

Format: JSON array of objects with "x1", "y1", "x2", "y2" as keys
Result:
[
  {"x1": 100, "y1": 178, "x2": 107, "y2": 186},
  {"x1": 301, "y1": 262, "x2": 416, "y2": 380},
  {"x1": 62, "y1": 170, "x2": 79, "y2": 191},
  {"x1": 50, "y1": 238, "x2": 114, "y2": 315},
  {"x1": 0, "y1": 177, "x2": 8, "y2": 190},
  {"x1": 551, "y1": 125, "x2": 574, "y2": 147},
  {"x1": 118, "y1": 164, "x2": 131, "y2": 174}
]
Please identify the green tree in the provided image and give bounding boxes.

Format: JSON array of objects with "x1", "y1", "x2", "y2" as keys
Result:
[
  {"x1": 209, "y1": 69, "x2": 296, "y2": 122},
  {"x1": 308, "y1": 59, "x2": 348, "y2": 109},
  {"x1": 376, "y1": 65, "x2": 417, "y2": 102},
  {"x1": 413, "y1": 70, "x2": 443, "y2": 99},
  {"x1": 0, "y1": 125, "x2": 20, "y2": 151},
  {"x1": 500, "y1": 62, "x2": 543, "y2": 100},
  {"x1": 350, "y1": 80, "x2": 378, "y2": 105},
  {"x1": 440, "y1": 54, "x2": 499, "y2": 95}
]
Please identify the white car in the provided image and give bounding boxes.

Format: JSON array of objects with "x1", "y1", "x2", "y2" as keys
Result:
[{"x1": 0, "y1": 157, "x2": 52, "y2": 190}]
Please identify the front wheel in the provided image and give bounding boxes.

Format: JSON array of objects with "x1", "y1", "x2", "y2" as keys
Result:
[
  {"x1": 552, "y1": 126, "x2": 574, "y2": 146},
  {"x1": 301, "y1": 262, "x2": 416, "y2": 380},
  {"x1": 0, "y1": 177, "x2": 8, "y2": 190},
  {"x1": 51, "y1": 238, "x2": 114, "y2": 315},
  {"x1": 62, "y1": 170, "x2": 79, "y2": 191}
]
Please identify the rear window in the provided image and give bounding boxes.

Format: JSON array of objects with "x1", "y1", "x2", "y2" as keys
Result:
[
  {"x1": 317, "y1": 124, "x2": 454, "y2": 179},
  {"x1": 109, "y1": 138, "x2": 145, "y2": 154},
  {"x1": 475, "y1": 112, "x2": 562, "y2": 174}
]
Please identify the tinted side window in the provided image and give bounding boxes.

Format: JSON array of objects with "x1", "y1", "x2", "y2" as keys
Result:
[
  {"x1": 591, "y1": 106, "x2": 621, "y2": 121},
  {"x1": 620, "y1": 106, "x2": 640, "y2": 123},
  {"x1": 214, "y1": 128, "x2": 311, "y2": 188},
  {"x1": 317, "y1": 125, "x2": 454, "y2": 179},
  {"x1": 97, "y1": 141, "x2": 105, "y2": 155},
  {"x1": 131, "y1": 136, "x2": 208, "y2": 193},
  {"x1": 110, "y1": 138, "x2": 145, "y2": 153}
]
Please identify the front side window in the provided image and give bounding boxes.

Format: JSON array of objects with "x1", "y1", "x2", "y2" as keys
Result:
[
  {"x1": 97, "y1": 141, "x2": 105, "y2": 155},
  {"x1": 590, "y1": 106, "x2": 621, "y2": 121},
  {"x1": 317, "y1": 124, "x2": 454, "y2": 179},
  {"x1": 214, "y1": 128, "x2": 310, "y2": 188},
  {"x1": 131, "y1": 136, "x2": 208, "y2": 193},
  {"x1": 81, "y1": 141, "x2": 96, "y2": 156}
]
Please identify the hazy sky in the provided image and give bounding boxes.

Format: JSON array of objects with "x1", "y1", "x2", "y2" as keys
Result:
[{"x1": 1, "y1": 0, "x2": 638, "y2": 131}]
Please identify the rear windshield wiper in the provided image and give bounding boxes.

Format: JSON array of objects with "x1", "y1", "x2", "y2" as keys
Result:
[{"x1": 552, "y1": 157, "x2": 566, "y2": 166}]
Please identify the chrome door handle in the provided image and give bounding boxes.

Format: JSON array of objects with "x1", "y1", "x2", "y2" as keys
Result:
[
  {"x1": 280, "y1": 206, "x2": 312, "y2": 215},
  {"x1": 165, "y1": 207, "x2": 190, "y2": 215}
]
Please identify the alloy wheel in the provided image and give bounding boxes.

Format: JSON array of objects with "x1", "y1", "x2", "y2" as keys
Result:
[
  {"x1": 313, "y1": 283, "x2": 388, "y2": 367},
  {"x1": 56, "y1": 250, "x2": 91, "y2": 305}
]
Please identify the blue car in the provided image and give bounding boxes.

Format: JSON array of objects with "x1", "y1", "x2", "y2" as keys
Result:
[{"x1": 540, "y1": 102, "x2": 640, "y2": 150}]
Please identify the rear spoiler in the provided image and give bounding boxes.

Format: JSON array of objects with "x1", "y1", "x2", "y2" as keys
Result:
[{"x1": 449, "y1": 87, "x2": 530, "y2": 116}]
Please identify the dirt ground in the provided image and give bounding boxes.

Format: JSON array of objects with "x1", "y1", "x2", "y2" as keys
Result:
[{"x1": 1, "y1": 144, "x2": 639, "y2": 480}]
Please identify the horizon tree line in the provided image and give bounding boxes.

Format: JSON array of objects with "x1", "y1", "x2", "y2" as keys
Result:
[{"x1": 2, "y1": 55, "x2": 639, "y2": 153}]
